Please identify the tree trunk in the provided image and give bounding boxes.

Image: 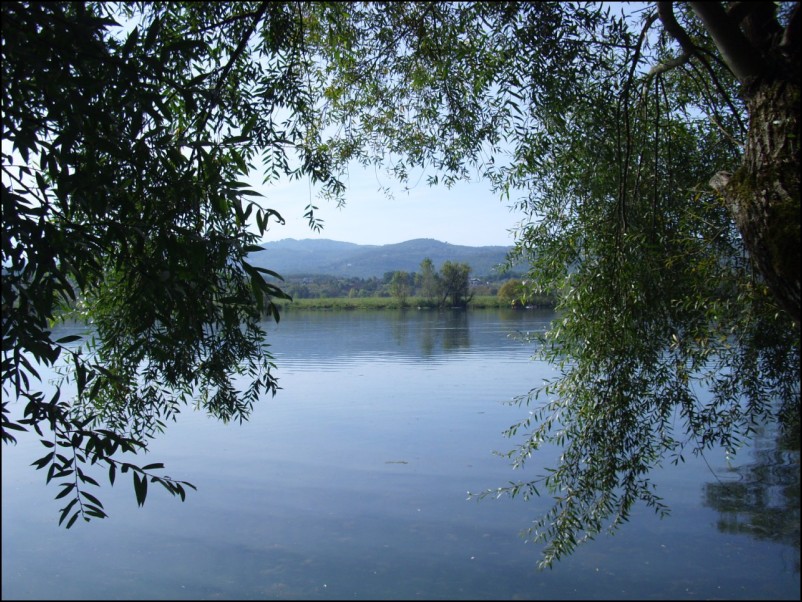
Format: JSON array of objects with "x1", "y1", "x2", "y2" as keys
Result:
[{"x1": 718, "y1": 77, "x2": 801, "y2": 329}]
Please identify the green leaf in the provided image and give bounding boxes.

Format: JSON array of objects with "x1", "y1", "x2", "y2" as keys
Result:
[
  {"x1": 144, "y1": 15, "x2": 162, "y2": 50},
  {"x1": 122, "y1": 25, "x2": 140, "y2": 57},
  {"x1": 78, "y1": 473, "x2": 100, "y2": 487},
  {"x1": 251, "y1": 266, "x2": 285, "y2": 280},
  {"x1": 54, "y1": 334, "x2": 83, "y2": 345},
  {"x1": 58, "y1": 498, "x2": 78, "y2": 526},
  {"x1": 2, "y1": 421, "x2": 27, "y2": 433},
  {"x1": 54, "y1": 483, "x2": 75, "y2": 500},
  {"x1": 80, "y1": 490, "x2": 104, "y2": 508},
  {"x1": 65, "y1": 512, "x2": 79, "y2": 529},
  {"x1": 83, "y1": 505, "x2": 107, "y2": 519},
  {"x1": 133, "y1": 472, "x2": 148, "y2": 507},
  {"x1": 32, "y1": 451, "x2": 55, "y2": 471},
  {"x1": 76, "y1": 363, "x2": 87, "y2": 396}
]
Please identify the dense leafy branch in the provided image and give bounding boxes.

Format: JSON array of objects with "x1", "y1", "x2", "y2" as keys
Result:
[
  {"x1": 689, "y1": 1, "x2": 767, "y2": 83},
  {"x1": 301, "y1": 1, "x2": 799, "y2": 568},
  {"x1": 2, "y1": 1, "x2": 329, "y2": 527},
  {"x1": 651, "y1": 3, "x2": 747, "y2": 136},
  {"x1": 2, "y1": 1, "x2": 798, "y2": 570}
]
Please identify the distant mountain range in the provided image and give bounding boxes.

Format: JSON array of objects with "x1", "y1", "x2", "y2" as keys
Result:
[{"x1": 247, "y1": 238, "x2": 520, "y2": 278}]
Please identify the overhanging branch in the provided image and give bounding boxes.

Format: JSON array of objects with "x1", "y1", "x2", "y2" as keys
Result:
[
  {"x1": 210, "y1": 1, "x2": 270, "y2": 105},
  {"x1": 652, "y1": 2, "x2": 747, "y2": 136},
  {"x1": 688, "y1": 1, "x2": 766, "y2": 83},
  {"x1": 642, "y1": 3, "x2": 696, "y2": 85},
  {"x1": 644, "y1": 51, "x2": 691, "y2": 81}
]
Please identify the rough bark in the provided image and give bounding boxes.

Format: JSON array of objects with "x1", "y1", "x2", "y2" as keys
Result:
[
  {"x1": 693, "y1": 1, "x2": 802, "y2": 330},
  {"x1": 717, "y1": 76, "x2": 801, "y2": 329}
]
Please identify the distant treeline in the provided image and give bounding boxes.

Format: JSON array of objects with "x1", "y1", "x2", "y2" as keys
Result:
[
  {"x1": 275, "y1": 295, "x2": 554, "y2": 311},
  {"x1": 270, "y1": 258, "x2": 518, "y2": 303},
  {"x1": 273, "y1": 271, "x2": 515, "y2": 300},
  {"x1": 266, "y1": 258, "x2": 555, "y2": 310}
]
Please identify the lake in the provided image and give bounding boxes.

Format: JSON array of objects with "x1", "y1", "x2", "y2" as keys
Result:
[{"x1": 2, "y1": 308, "x2": 799, "y2": 600}]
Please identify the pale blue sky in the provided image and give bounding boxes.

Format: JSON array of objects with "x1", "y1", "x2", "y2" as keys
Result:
[
  {"x1": 254, "y1": 5, "x2": 650, "y2": 249},
  {"x1": 10, "y1": 3, "x2": 652, "y2": 250},
  {"x1": 102, "y1": 10, "x2": 525, "y2": 248},
  {"x1": 257, "y1": 164, "x2": 523, "y2": 248}
]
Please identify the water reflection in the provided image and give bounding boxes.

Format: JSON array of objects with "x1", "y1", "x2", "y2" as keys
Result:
[
  {"x1": 271, "y1": 308, "x2": 547, "y2": 371},
  {"x1": 3, "y1": 309, "x2": 800, "y2": 600},
  {"x1": 703, "y1": 425, "x2": 800, "y2": 573},
  {"x1": 386, "y1": 308, "x2": 471, "y2": 356},
  {"x1": 416, "y1": 309, "x2": 471, "y2": 356}
]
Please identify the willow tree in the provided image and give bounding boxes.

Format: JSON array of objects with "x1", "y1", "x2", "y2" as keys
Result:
[
  {"x1": 438, "y1": 261, "x2": 473, "y2": 308},
  {"x1": 302, "y1": 1, "x2": 800, "y2": 567},
  {"x1": 2, "y1": 2, "x2": 343, "y2": 526},
  {"x1": 3, "y1": 1, "x2": 799, "y2": 568}
]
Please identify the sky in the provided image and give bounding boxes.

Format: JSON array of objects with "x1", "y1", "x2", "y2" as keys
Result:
[
  {"x1": 254, "y1": 163, "x2": 524, "y2": 248},
  {"x1": 249, "y1": 5, "x2": 649, "y2": 250},
  {"x1": 14, "y1": 3, "x2": 650, "y2": 251},
  {"x1": 102, "y1": 9, "x2": 526, "y2": 248},
  {"x1": 249, "y1": 1, "x2": 653, "y2": 249}
]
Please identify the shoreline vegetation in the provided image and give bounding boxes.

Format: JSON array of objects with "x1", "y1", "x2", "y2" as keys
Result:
[
  {"x1": 49, "y1": 295, "x2": 556, "y2": 330},
  {"x1": 265, "y1": 266, "x2": 557, "y2": 312},
  {"x1": 273, "y1": 294, "x2": 556, "y2": 311}
]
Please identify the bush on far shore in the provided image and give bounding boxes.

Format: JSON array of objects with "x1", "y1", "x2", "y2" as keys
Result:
[{"x1": 272, "y1": 295, "x2": 554, "y2": 311}]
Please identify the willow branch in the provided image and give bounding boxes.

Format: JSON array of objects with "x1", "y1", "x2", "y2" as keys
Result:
[
  {"x1": 780, "y1": 2, "x2": 800, "y2": 54},
  {"x1": 688, "y1": 1, "x2": 765, "y2": 83},
  {"x1": 653, "y1": 3, "x2": 747, "y2": 135},
  {"x1": 190, "y1": 9, "x2": 265, "y2": 36},
  {"x1": 644, "y1": 51, "x2": 691, "y2": 82},
  {"x1": 657, "y1": 2, "x2": 697, "y2": 54},
  {"x1": 642, "y1": 3, "x2": 695, "y2": 86},
  {"x1": 210, "y1": 1, "x2": 269, "y2": 104}
]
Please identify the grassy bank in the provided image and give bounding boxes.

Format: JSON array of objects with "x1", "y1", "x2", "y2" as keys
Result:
[{"x1": 274, "y1": 295, "x2": 554, "y2": 311}]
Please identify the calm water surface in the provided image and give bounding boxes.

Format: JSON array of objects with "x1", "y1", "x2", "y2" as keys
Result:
[{"x1": 2, "y1": 309, "x2": 799, "y2": 600}]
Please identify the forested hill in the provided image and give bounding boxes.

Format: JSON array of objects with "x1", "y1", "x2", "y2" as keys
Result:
[{"x1": 247, "y1": 238, "x2": 517, "y2": 278}]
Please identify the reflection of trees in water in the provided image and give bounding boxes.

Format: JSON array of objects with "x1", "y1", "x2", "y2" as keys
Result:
[
  {"x1": 418, "y1": 320, "x2": 436, "y2": 357},
  {"x1": 409, "y1": 310, "x2": 471, "y2": 357},
  {"x1": 703, "y1": 426, "x2": 800, "y2": 573},
  {"x1": 391, "y1": 310, "x2": 410, "y2": 349},
  {"x1": 441, "y1": 310, "x2": 470, "y2": 351}
]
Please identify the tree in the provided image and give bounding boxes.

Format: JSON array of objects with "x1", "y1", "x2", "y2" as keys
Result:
[
  {"x1": 307, "y1": 1, "x2": 799, "y2": 327},
  {"x1": 438, "y1": 261, "x2": 472, "y2": 308},
  {"x1": 418, "y1": 257, "x2": 439, "y2": 305},
  {"x1": 497, "y1": 279, "x2": 525, "y2": 308},
  {"x1": 679, "y1": 2, "x2": 800, "y2": 328},
  {"x1": 299, "y1": 1, "x2": 800, "y2": 567},
  {"x1": 389, "y1": 270, "x2": 412, "y2": 306},
  {"x1": 3, "y1": 1, "x2": 799, "y2": 570},
  {"x1": 1, "y1": 2, "x2": 344, "y2": 527}
]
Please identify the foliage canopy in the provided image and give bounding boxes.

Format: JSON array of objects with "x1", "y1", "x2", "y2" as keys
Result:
[
  {"x1": 297, "y1": 1, "x2": 800, "y2": 566},
  {"x1": 2, "y1": 1, "x2": 799, "y2": 567},
  {"x1": 2, "y1": 1, "x2": 336, "y2": 526}
]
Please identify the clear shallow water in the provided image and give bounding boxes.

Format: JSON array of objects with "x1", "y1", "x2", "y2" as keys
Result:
[{"x1": 2, "y1": 309, "x2": 799, "y2": 600}]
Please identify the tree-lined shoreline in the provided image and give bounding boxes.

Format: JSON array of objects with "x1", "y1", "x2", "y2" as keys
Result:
[
  {"x1": 275, "y1": 294, "x2": 555, "y2": 311},
  {"x1": 4, "y1": 2, "x2": 798, "y2": 570},
  {"x1": 267, "y1": 256, "x2": 554, "y2": 310}
]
